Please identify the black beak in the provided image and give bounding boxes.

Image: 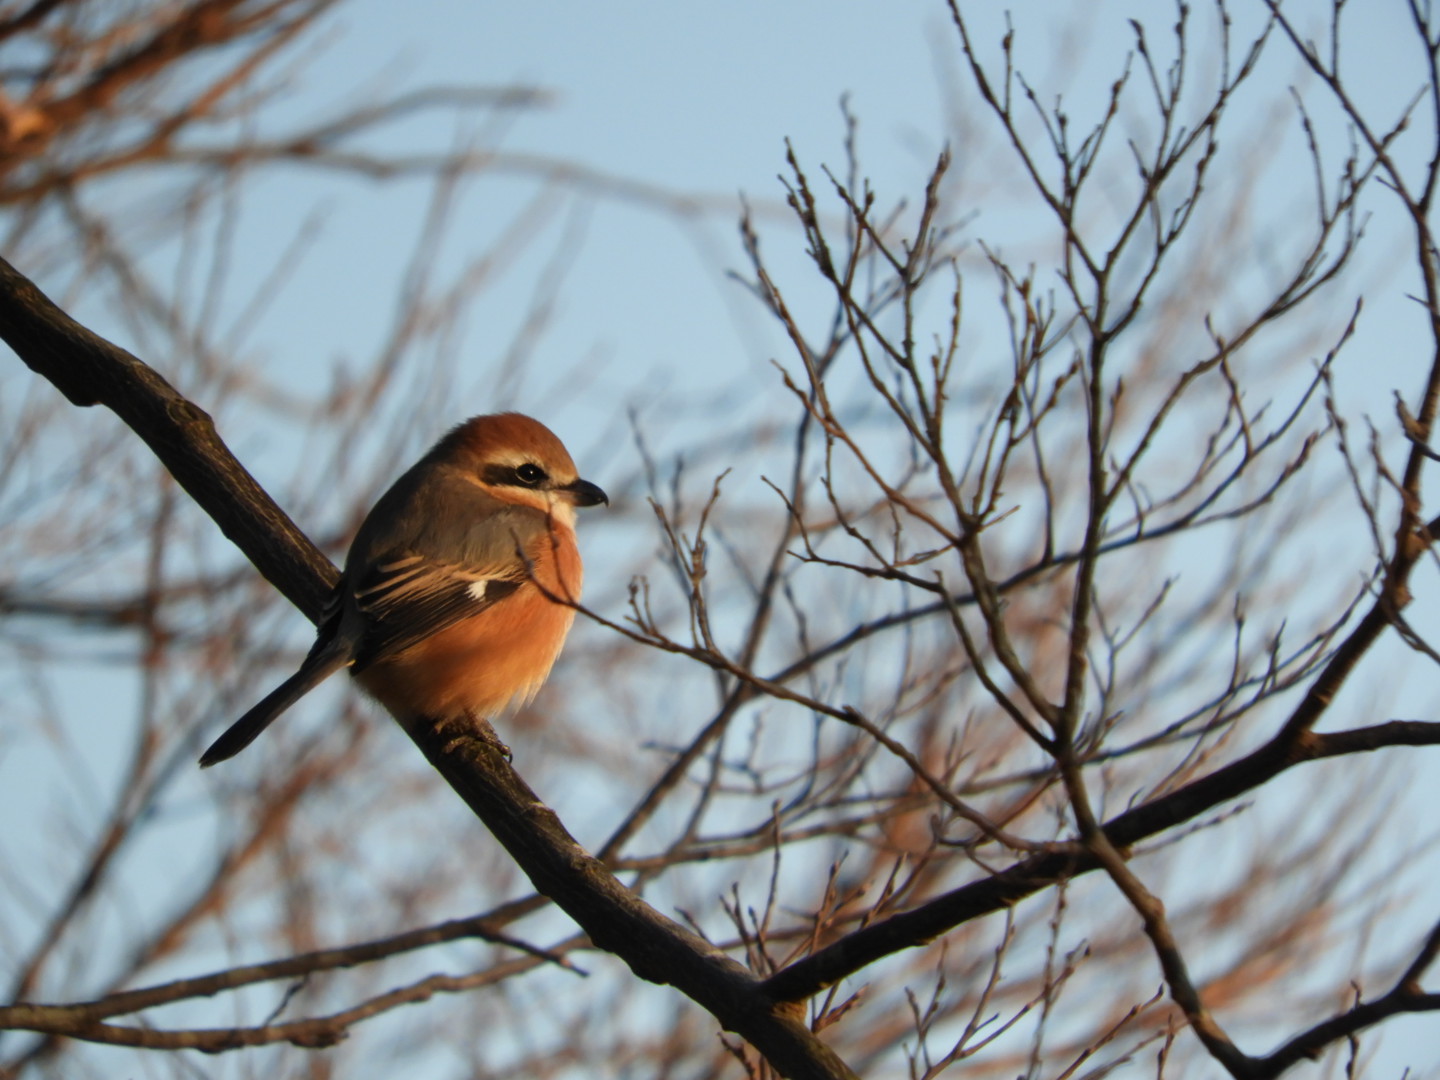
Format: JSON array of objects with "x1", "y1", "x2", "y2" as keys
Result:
[{"x1": 564, "y1": 478, "x2": 609, "y2": 507}]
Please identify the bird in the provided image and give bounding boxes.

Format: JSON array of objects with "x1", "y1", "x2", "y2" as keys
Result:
[{"x1": 200, "y1": 412, "x2": 607, "y2": 767}]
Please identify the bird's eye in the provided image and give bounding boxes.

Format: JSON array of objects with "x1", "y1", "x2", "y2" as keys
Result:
[{"x1": 515, "y1": 463, "x2": 546, "y2": 486}]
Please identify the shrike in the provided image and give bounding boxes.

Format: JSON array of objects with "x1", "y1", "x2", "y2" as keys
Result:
[{"x1": 201, "y1": 413, "x2": 606, "y2": 766}]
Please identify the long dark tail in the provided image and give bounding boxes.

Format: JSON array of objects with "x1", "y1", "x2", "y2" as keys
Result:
[{"x1": 200, "y1": 642, "x2": 350, "y2": 767}]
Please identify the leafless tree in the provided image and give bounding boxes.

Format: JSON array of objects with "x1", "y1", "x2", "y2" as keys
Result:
[{"x1": 3, "y1": 1, "x2": 1440, "y2": 1078}]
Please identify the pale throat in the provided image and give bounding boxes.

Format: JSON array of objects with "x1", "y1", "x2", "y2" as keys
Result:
[{"x1": 546, "y1": 495, "x2": 578, "y2": 531}]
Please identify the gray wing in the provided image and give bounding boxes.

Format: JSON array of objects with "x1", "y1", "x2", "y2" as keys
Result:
[
  {"x1": 348, "y1": 553, "x2": 524, "y2": 672},
  {"x1": 342, "y1": 465, "x2": 551, "y2": 672}
]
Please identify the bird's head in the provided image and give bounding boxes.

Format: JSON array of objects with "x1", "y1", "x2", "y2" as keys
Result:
[{"x1": 441, "y1": 413, "x2": 608, "y2": 527}]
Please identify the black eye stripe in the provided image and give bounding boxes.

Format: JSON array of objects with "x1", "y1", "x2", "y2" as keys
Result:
[{"x1": 481, "y1": 462, "x2": 548, "y2": 487}]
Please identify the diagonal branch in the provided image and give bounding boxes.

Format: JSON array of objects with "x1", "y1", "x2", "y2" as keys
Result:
[
  {"x1": 762, "y1": 718, "x2": 1440, "y2": 1005},
  {"x1": 0, "y1": 257, "x2": 859, "y2": 1080},
  {"x1": 0, "y1": 254, "x2": 337, "y2": 618}
]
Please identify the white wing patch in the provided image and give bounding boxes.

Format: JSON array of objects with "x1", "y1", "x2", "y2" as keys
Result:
[{"x1": 349, "y1": 554, "x2": 525, "y2": 670}]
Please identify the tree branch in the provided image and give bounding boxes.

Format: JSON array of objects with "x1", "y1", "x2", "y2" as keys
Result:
[
  {"x1": 763, "y1": 719, "x2": 1440, "y2": 1004},
  {"x1": 0, "y1": 254, "x2": 336, "y2": 618},
  {"x1": 0, "y1": 256, "x2": 857, "y2": 1079}
]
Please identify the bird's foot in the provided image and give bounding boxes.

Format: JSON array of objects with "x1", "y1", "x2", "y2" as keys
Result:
[{"x1": 438, "y1": 710, "x2": 512, "y2": 762}]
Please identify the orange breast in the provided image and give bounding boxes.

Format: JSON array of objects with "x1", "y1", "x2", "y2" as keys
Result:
[{"x1": 356, "y1": 521, "x2": 583, "y2": 721}]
